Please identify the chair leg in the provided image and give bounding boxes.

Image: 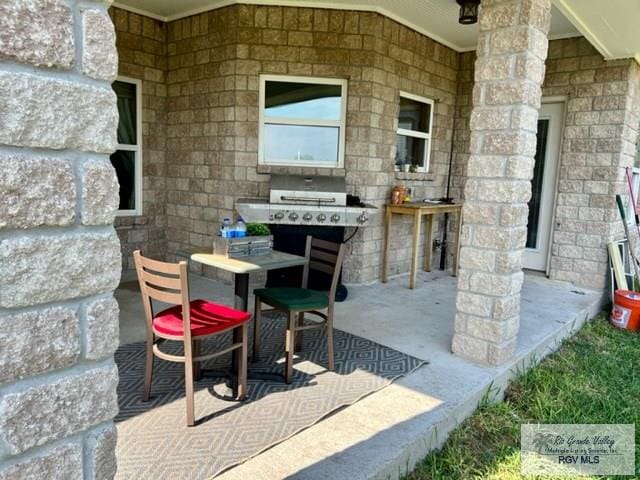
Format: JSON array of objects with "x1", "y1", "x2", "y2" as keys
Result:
[
  {"x1": 184, "y1": 341, "x2": 195, "y2": 427},
  {"x1": 295, "y1": 312, "x2": 304, "y2": 353},
  {"x1": 193, "y1": 339, "x2": 202, "y2": 381},
  {"x1": 252, "y1": 296, "x2": 261, "y2": 362},
  {"x1": 236, "y1": 324, "x2": 248, "y2": 400},
  {"x1": 327, "y1": 309, "x2": 335, "y2": 372},
  {"x1": 284, "y1": 311, "x2": 296, "y2": 384},
  {"x1": 142, "y1": 335, "x2": 154, "y2": 402}
]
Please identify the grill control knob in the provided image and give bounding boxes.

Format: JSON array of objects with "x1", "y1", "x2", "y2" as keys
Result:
[
  {"x1": 357, "y1": 212, "x2": 369, "y2": 224},
  {"x1": 317, "y1": 213, "x2": 326, "y2": 222},
  {"x1": 330, "y1": 214, "x2": 341, "y2": 223},
  {"x1": 303, "y1": 213, "x2": 313, "y2": 221},
  {"x1": 274, "y1": 211, "x2": 285, "y2": 220},
  {"x1": 288, "y1": 212, "x2": 299, "y2": 221}
]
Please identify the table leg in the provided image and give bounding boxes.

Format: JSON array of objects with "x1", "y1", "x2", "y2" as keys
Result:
[
  {"x1": 382, "y1": 206, "x2": 392, "y2": 283},
  {"x1": 410, "y1": 210, "x2": 422, "y2": 289},
  {"x1": 234, "y1": 273, "x2": 249, "y2": 311},
  {"x1": 231, "y1": 273, "x2": 249, "y2": 395},
  {"x1": 424, "y1": 214, "x2": 434, "y2": 272},
  {"x1": 453, "y1": 209, "x2": 463, "y2": 276}
]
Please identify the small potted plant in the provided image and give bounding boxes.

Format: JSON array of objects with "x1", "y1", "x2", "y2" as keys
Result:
[{"x1": 246, "y1": 222, "x2": 271, "y2": 237}]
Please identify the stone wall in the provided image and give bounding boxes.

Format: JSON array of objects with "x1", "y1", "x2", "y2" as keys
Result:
[
  {"x1": 110, "y1": 8, "x2": 168, "y2": 270},
  {"x1": 451, "y1": 38, "x2": 640, "y2": 291},
  {"x1": 161, "y1": 5, "x2": 460, "y2": 283},
  {"x1": 0, "y1": 1, "x2": 120, "y2": 478},
  {"x1": 543, "y1": 37, "x2": 640, "y2": 289},
  {"x1": 450, "y1": 52, "x2": 475, "y2": 202}
]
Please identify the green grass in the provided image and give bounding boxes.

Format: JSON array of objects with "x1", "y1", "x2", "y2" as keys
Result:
[{"x1": 405, "y1": 315, "x2": 639, "y2": 480}]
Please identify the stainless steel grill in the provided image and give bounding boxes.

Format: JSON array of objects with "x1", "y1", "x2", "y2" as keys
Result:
[{"x1": 236, "y1": 175, "x2": 377, "y2": 227}]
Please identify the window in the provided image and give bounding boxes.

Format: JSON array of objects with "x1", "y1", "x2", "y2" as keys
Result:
[
  {"x1": 395, "y1": 92, "x2": 434, "y2": 173},
  {"x1": 259, "y1": 75, "x2": 347, "y2": 168},
  {"x1": 111, "y1": 77, "x2": 142, "y2": 216}
]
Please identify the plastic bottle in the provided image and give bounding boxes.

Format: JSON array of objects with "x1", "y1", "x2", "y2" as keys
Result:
[
  {"x1": 221, "y1": 218, "x2": 232, "y2": 238},
  {"x1": 236, "y1": 217, "x2": 247, "y2": 238}
]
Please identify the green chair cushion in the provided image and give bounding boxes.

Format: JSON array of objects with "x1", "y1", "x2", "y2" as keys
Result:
[{"x1": 254, "y1": 287, "x2": 329, "y2": 311}]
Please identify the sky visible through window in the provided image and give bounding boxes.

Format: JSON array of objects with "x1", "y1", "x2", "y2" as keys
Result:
[{"x1": 264, "y1": 124, "x2": 339, "y2": 163}]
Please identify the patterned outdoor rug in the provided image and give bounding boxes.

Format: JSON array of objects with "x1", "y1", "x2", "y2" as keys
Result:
[{"x1": 114, "y1": 313, "x2": 426, "y2": 479}]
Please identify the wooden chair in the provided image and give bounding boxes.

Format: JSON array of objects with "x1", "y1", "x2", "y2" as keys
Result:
[
  {"x1": 133, "y1": 250, "x2": 251, "y2": 427},
  {"x1": 252, "y1": 236, "x2": 346, "y2": 383}
]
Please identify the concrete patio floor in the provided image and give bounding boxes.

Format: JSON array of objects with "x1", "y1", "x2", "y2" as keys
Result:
[{"x1": 115, "y1": 270, "x2": 605, "y2": 480}]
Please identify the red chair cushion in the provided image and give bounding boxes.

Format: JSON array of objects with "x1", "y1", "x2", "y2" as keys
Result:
[{"x1": 152, "y1": 299, "x2": 251, "y2": 338}]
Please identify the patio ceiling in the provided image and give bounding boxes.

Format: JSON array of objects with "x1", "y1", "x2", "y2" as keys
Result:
[
  {"x1": 112, "y1": 0, "x2": 639, "y2": 60},
  {"x1": 555, "y1": 0, "x2": 640, "y2": 63}
]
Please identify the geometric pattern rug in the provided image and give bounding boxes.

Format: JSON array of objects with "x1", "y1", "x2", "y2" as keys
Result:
[{"x1": 114, "y1": 312, "x2": 427, "y2": 480}]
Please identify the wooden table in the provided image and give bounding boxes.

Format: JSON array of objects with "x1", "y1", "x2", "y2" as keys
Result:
[
  {"x1": 382, "y1": 202, "x2": 463, "y2": 289},
  {"x1": 191, "y1": 250, "x2": 308, "y2": 384},
  {"x1": 191, "y1": 251, "x2": 308, "y2": 311}
]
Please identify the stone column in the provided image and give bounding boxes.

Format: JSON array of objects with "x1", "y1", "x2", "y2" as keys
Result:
[
  {"x1": 0, "y1": 1, "x2": 120, "y2": 479},
  {"x1": 452, "y1": 0, "x2": 551, "y2": 365}
]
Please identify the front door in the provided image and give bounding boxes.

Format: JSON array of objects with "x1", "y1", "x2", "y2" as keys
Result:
[{"x1": 523, "y1": 102, "x2": 564, "y2": 272}]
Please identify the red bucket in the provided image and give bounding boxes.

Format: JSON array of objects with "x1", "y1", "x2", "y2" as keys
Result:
[{"x1": 611, "y1": 290, "x2": 640, "y2": 331}]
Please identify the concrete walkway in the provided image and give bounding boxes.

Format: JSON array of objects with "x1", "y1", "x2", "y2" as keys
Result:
[{"x1": 115, "y1": 270, "x2": 604, "y2": 480}]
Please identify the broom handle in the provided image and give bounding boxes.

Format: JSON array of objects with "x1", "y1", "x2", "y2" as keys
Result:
[{"x1": 616, "y1": 195, "x2": 640, "y2": 288}]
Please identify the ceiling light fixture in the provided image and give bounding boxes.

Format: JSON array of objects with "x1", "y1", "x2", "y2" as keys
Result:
[{"x1": 456, "y1": 0, "x2": 480, "y2": 25}]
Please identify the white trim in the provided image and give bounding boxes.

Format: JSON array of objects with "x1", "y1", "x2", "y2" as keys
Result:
[
  {"x1": 397, "y1": 128, "x2": 431, "y2": 140},
  {"x1": 259, "y1": 74, "x2": 347, "y2": 168},
  {"x1": 541, "y1": 97, "x2": 567, "y2": 276},
  {"x1": 396, "y1": 91, "x2": 434, "y2": 173},
  {"x1": 547, "y1": 32, "x2": 583, "y2": 41},
  {"x1": 112, "y1": 2, "x2": 167, "y2": 22},
  {"x1": 113, "y1": 75, "x2": 143, "y2": 217},
  {"x1": 112, "y1": 1, "x2": 475, "y2": 52},
  {"x1": 542, "y1": 95, "x2": 568, "y2": 104},
  {"x1": 262, "y1": 117, "x2": 341, "y2": 127}
]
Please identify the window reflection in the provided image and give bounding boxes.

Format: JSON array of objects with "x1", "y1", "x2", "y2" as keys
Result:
[
  {"x1": 113, "y1": 81, "x2": 137, "y2": 145},
  {"x1": 396, "y1": 136, "x2": 427, "y2": 170},
  {"x1": 398, "y1": 96, "x2": 431, "y2": 133},
  {"x1": 265, "y1": 81, "x2": 342, "y2": 121},
  {"x1": 110, "y1": 150, "x2": 136, "y2": 210},
  {"x1": 264, "y1": 124, "x2": 339, "y2": 164}
]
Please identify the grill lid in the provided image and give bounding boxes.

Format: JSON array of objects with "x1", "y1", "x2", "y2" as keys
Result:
[{"x1": 269, "y1": 175, "x2": 347, "y2": 206}]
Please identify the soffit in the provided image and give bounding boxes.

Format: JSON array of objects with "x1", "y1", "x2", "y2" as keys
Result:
[{"x1": 554, "y1": 0, "x2": 640, "y2": 62}]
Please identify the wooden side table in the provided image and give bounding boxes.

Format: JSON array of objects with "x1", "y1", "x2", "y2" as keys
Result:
[{"x1": 382, "y1": 202, "x2": 463, "y2": 289}]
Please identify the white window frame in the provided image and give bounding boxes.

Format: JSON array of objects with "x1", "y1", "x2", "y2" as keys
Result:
[
  {"x1": 396, "y1": 91, "x2": 434, "y2": 173},
  {"x1": 627, "y1": 167, "x2": 640, "y2": 226},
  {"x1": 114, "y1": 75, "x2": 143, "y2": 217},
  {"x1": 258, "y1": 74, "x2": 347, "y2": 168}
]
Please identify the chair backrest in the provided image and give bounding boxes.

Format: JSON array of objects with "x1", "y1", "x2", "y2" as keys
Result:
[
  {"x1": 301, "y1": 236, "x2": 346, "y2": 307},
  {"x1": 133, "y1": 251, "x2": 191, "y2": 338}
]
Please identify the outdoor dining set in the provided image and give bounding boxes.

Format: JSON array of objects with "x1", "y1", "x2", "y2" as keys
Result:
[{"x1": 133, "y1": 236, "x2": 346, "y2": 426}]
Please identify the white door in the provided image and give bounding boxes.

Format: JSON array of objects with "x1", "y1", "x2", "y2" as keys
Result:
[{"x1": 523, "y1": 102, "x2": 564, "y2": 272}]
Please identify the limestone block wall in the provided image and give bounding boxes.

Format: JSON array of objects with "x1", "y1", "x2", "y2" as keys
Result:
[
  {"x1": 161, "y1": 5, "x2": 459, "y2": 283},
  {"x1": 543, "y1": 37, "x2": 640, "y2": 289},
  {"x1": 0, "y1": 1, "x2": 120, "y2": 478},
  {"x1": 451, "y1": 38, "x2": 640, "y2": 291},
  {"x1": 450, "y1": 52, "x2": 475, "y2": 202},
  {"x1": 110, "y1": 8, "x2": 168, "y2": 270}
]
